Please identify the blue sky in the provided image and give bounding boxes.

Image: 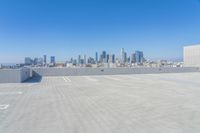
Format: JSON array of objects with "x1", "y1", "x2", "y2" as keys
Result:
[{"x1": 0, "y1": 0, "x2": 200, "y2": 63}]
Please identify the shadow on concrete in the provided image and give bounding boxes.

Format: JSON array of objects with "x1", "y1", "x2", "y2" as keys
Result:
[{"x1": 23, "y1": 76, "x2": 42, "y2": 83}]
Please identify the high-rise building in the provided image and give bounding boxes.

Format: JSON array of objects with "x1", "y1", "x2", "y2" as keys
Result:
[
  {"x1": 33, "y1": 58, "x2": 39, "y2": 65},
  {"x1": 102, "y1": 51, "x2": 106, "y2": 59},
  {"x1": 124, "y1": 52, "x2": 127, "y2": 63},
  {"x1": 78, "y1": 55, "x2": 81, "y2": 65},
  {"x1": 184, "y1": 44, "x2": 200, "y2": 67},
  {"x1": 50, "y1": 56, "x2": 56, "y2": 65},
  {"x1": 88, "y1": 57, "x2": 95, "y2": 64},
  {"x1": 112, "y1": 54, "x2": 115, "y2": 63},
  {"x1": 135, "y1": 51, "x2": 144, "y2": 63},
  {"x1": 38, "y1": 58, "x2": 43, "y2": 65},
  {"x1": 25, "y1": 57, "x2": 33, "y2": 65},
  {"x1": 106, "y1": 54, "x2": 109, "y2": 63},
  {"x1": 121, "y1": 48, "x2": 126, "y2": 64},
  {"x1": 100, "y1": 51, "x2": 107, "y2": 63},
  {"x1": 95, "y1": 52, "x2": 98, "y2": 63},
  {"x1": 109, "y1": 54, "x2": 115, "y2": 63},
  {"x1": 127, "y1": 56, "x2": 130, "y2": 63},
  {"x1": 84, "y1": 55, "x2": 87, "y2": 65},
  {"x1": 43, "y1": 55, "x2": 47, "y2": 66},
  {"x1": 131, "y1": 52, "x2": 136, "y2": 63}
]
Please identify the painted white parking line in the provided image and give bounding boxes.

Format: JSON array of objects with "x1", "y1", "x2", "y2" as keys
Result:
[
  {"x1": 83, "y1": 76, "x2": 98, "y2": 82},
  {"x1": 63, "y1": 77, "x2": 72, "y2": 82},
  {"x1": 0, "y1": 92, "x2": 23, "y2": 95},
  {"x1": 27, "y1": 83, "x2": 39, "y2": 87},
  {"x1": 104, "y1": 76, "x2": 121, "y2": 81},
  {"x1": 127, "y1": 76, "x2": 141, "y2": 80},
  {"x1": 63, "y1": 77, "x2": 68, "y2": 82},
  {"x1": 0, "y1": 104, "x2": 9, "y2": 110}
]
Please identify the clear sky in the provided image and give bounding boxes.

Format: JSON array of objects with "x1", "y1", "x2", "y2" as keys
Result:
[{"x1": 0, "y1": 0, "x2": 200, "y2": 63}]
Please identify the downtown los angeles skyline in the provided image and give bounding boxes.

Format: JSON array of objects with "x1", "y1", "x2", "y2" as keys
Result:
[{"x1": 1, "y1": 0, "x2": 200, "y2": 63}]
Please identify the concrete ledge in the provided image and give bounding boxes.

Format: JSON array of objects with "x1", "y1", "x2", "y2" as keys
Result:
[
  {"x1": 0, "y1": 68, "x2": 31, "y2": 83},
  {"x1": 32, "y1": 67, "x2": 200, "y2": 77},
  {"x1": 1, "y1": 67, "x2": 199, "y2": 83}
]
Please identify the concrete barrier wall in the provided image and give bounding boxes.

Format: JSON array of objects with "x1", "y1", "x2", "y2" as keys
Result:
[
  {"x1": 32, "y1": 67, "x2": 200, "y2": 77},
  {"x1": 20, "y1": 68, "x2": 31, "y2": 82},
  {"x1": 0, "y1": 68, "x2": 30, "y2": 83},
  {"x1": 1, "y1": 67, "x2": 199, "y2": 83}
]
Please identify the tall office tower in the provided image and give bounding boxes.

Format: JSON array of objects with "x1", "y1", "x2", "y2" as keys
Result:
[
  {"x1": 50, "y1": 56, "x2": 56, "y2": 65},
  {"x1": 106, "y1": 54, "x2": 109, "y2": 63},
  {"x1": 99, "y1": 54, "x2": 103, "y2": 63},
  {"x1": 84, "y1": 55, "x2": 87, "y2": 65},
  {"x1": 109, "y1": 54, "x2": 115, "y2": 63},
  {"x1": 127, "y1": 56, "x2": 131, "y2": 63},
  {"x1": 131, "y1": 52, "x2": 136, "y2": 63},
  {"x1": 25, "y1": 57, "x2": 33, "y2": 65},
  {"x1": 78, "y1": 55, "x2": 81, "y2": 65},
  {"x1": 135, "y1": 51, "x2": 144, "y2": 63},
  {"x1": 70, "y1": 58, "x2": 73, "y2": 63},
  {"x1": 95, "y1": 52, "x2": 98, "y2": 63},
  {"x1": 73, "y1": 59, "x2": 77, "y2": 66},
  {"x1": 33, "y1": 58, "x2": 39, "y2": 65},
  {"x1": 121, "y1": 48, "x2": 125, "y2": 64},
  {"x1": 43, "y1": 55, "x2": 47, "y2": 66},
  {"x1": 38, "y1": 58, "x2": 43, "y2": 65},
  {"x1": 112, "y1": 54, "x2": 115, "y2": 63},
  {"x1": 102, "y1": 51, "x2": 106, "y2": 59},
  {"x1": 88, "y1": 57, "x2": 95, "y2": 64},
  {"x1": 124, "y1": 52, "x2": 127, "y2": 63},
  {"x1": 100, "y1": 51, "x2": 107, "y2": 63}
]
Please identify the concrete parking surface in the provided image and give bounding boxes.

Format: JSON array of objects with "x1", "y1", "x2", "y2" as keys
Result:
[{"x1": 0, "y1": 73, "x2": 200, "y2": 133}]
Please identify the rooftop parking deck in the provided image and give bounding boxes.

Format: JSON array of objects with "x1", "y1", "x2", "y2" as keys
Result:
[{"x1": 0, "y1": 73, "x2": 200, "y2": 133}]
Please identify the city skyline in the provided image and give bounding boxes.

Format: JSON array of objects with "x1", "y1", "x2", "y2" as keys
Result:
[
  {"x1": 1, "y1": 0, "x2": 200, "y2": 63},
  {"x1": 23, "y1": 48, "x2": 144, "y2": 65}
]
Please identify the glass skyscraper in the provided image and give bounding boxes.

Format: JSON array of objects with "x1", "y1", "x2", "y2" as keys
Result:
[{"x1": 135, "y1": 51, "x2": 144, "y2": 63}]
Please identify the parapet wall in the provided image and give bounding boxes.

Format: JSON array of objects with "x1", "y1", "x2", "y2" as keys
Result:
[
  {"x1": 32, "y1": 67, "x2": 200, "y2": 77},
  {"x1": 0, "y1": 68, "x2": 30, "y2": 83},
  {"x1": 0, "y1": 67, "x2": 199, "y2": 83}
]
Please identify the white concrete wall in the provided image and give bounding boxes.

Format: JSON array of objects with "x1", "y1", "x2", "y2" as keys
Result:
[
  {"x1": 0, "y1": 68, "x2": 31, "y2": 83},
  {"x1": 20, "y1": 68, "x2": 31, "y2": 82},
  {"x1": 32, "y1": 67, "x2": 200, "y2": 77},
  {"x1": 0, "y1": 69, "x2": 20, "y2": 83},
  {"x1": 184, "y1": 45, "x2": 200, "y2": 67}
]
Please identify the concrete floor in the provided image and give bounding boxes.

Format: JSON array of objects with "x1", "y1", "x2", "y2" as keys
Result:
[{"x1": 0, "y1": 73, "x2": 200, "y2": 133}]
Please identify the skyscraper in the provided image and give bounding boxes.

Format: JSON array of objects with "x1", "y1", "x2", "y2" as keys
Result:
[
  {"x1": 109, "y1": 54, "x2": 115, "y2": 63},
  {"x1": 112, "y1": 54, "x2": 115, "y2": 63},
  {"x1": 43, "y1": 55, "x2": 47, "y2": 66},
  {"x1": 78, "y1": 55, "x2": 81, "y2": 65},
  {"x1": 121, "y1": 48, "x2": 125, "y2": 64},
  {"x1": 121, "y1": 48, "x2": 127, "y2": 64},
  {"x1": 102, "y1": 51, "x2": 106, "y2": 59},
  {"x1": 25, "y1": 57, "x2": 33, "y2": 65},
  {"x1": 84, "y1": 55, "x2": 87, "y2": 65},
  {"x1": 95, "y1": 52, "x2": 98, "y2": 63},
  {"x1": 124, "y1": 52, "x2": 127, "y2": 63},
  {"x1": 131, "y1": 52, "x2": 136, "y2": 63},
  {"x1": 100, "y1": 51, "x2": 107, "y2": 63},
  {"x1": 135, "y1": 51, "x2": 144, "y2": 63},
  {"x1": 106, "y1": 54, "x2": 109, "y2": 63},
  {"x1": 50, "y1": 56, "x2": 56, "y2": 65}
]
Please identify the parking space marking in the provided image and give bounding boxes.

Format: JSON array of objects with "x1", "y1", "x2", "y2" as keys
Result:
[
  {"x1": 0, "y1": 92, "x2": 23, "y2": 95},
  {"x1": 127, "y1": 76, "x2": 141, "y2": 80},
  {"x1": 0, "y1": 104, "x2": 9, "y2": 110},
  {"x1": 63, "y1": 77, "x2": 72, "y2": 82},
  {"x1": 104, "y1": 76, "x2": 121, "y2": 81},
  {"x1": 83, "y1": 76, "x2": 98, "y2": 82}
]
